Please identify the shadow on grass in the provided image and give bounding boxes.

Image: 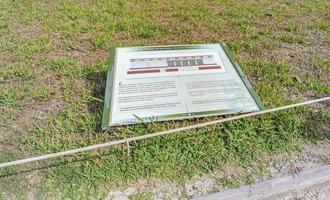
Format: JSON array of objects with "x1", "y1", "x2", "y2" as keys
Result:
[
  {"x1": 303, "y1": 108, "x2": 330, "y2": 140},
  {"x1": 85, "y1": 68, "x2": 107, "y2": 132},
  {"x1": 0, "y1": 131, "x2": 197, "y2": 178},
  {"x1": 1, "y1": 108, "x2": 328, "y2": 179},
  {"x1": 0, "y1": 156, "x2": 100, "y2": 179}
]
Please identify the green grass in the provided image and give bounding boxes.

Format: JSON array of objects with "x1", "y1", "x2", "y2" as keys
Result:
[
  {"x1": 0, "y1": 155, "x2": 29, "y2": 200},
  {"x1": 27, "y1": 85, "x2": 54, "y2": 102},
  {"x1": 217, "y1": 175, "x2": 241, "y2": 189},
  {"x1": 0, "y1": 87, "x2": 24, "y2": 107},
  {"x1": 129, "y1": 192, "x2": 153, "y2": 200},
  {"x1": 276, "y1": 34, "x2": 309, "y2": 45},
  {"x1": 0, "y1": 63, "x2": 36, "y2": 82},
  {"x1": 0, "y1": 0, "x2": 329, "y2": 199},
  {"x1": 0, "y1": 20, "x2": 8, "y2": 30}
]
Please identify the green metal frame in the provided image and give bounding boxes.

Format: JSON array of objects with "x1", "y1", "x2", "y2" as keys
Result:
[
  {"x1": 220, "y1": 42, "x2": 265, "y2": 111},
  {"x1": 101, "y1": 46, "x2": 116, "y2": 130}
]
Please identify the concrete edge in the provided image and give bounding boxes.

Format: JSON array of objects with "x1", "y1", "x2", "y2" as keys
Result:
[{"x1": 194, "y1": 165, "x2": 330, "y2": 200}]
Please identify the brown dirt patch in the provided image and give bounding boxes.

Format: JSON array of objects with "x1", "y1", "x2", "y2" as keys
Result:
[
  {"x1": 0, "y1": 52, "x2": 15, "y2": 68},
  {"x1": 10, "y1": 20, "x2": 43, "y2": 40},
  {"x1": 277, "y1": 31, "x2": 329, "y2": 74},
  {"x1": 0, "y1": 99, "x2": 66, "y2": 156}
]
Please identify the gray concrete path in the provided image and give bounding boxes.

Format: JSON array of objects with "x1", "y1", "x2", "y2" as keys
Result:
[{"x1": 195, "y1": 165, "x2": 330, "y2": 200}]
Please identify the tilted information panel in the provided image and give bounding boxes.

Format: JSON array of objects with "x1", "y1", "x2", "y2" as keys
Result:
[{"x1": 102, "y1": 43, "x2": 264, "y2": 128}]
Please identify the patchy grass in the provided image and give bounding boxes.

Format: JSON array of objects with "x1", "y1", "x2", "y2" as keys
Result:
[
  {"x1": 129, "y1": 192, "x2": 153, "y2": 200},
  {"x1": 0, "y1": 87, "x2": 25, "y2": 107},
  {"x1": 276, "y1": 34, "x2": 309, "y2": 45},
  {"x1": 217, "y1": 175, "x2": 241, "y2": 189},
  {"x1": 0, "y1": 0, "x2": 329, "y2": 199},
  {"x1": 27, "y1": 85, "x2": 54, "y2": 102},
  {"x1": 0, "y1": 63, "x2": 36, "y2": 81}
]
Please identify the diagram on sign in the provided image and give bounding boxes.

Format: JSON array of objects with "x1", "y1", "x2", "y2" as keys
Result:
[{"x1": 126, "y1": 55, "x2": 226, "y2": 78}]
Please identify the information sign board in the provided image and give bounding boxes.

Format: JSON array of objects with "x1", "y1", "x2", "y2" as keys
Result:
[{"x1": 102, "y1": 43, "x2": 263, "y2": 128}]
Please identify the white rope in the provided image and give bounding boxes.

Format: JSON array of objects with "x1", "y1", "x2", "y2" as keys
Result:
[{"x1": 0, "y1": 96, "x2": 329, "y2": 169}]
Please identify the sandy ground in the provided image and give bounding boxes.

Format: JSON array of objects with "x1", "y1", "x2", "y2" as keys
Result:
[{"x1": 284, "y1": 183, "x2": 330, "y2": 200}]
